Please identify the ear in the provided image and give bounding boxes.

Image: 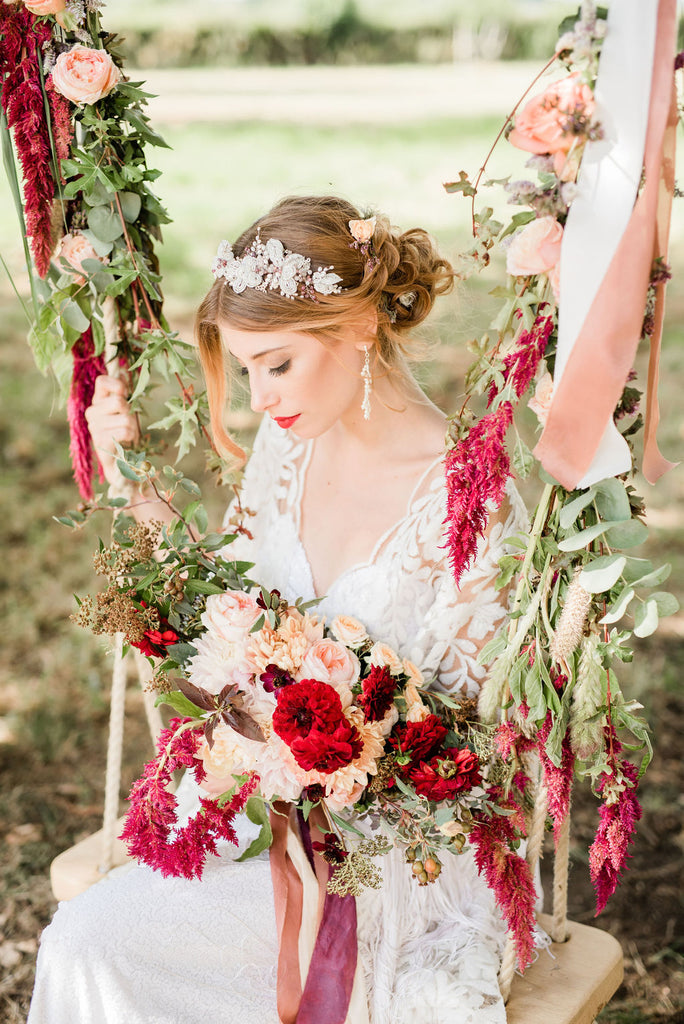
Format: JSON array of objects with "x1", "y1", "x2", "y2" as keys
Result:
[{"x1": 352, "y1": 309, "x2": 378, "y2": 350}]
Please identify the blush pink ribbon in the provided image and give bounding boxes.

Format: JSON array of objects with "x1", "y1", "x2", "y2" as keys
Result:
[{"x1": 534, "y1": 0, "x2": 678, "y2": 489}]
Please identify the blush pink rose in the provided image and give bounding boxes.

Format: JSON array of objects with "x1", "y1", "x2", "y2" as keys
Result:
[
  {"x1": 201, "y1": 590, "x2": 262, "y2": 643},
  {"x1": 506, "y1": 216, "x2": 563, "y2": 279},
  {"x1": 57, "y1": 232, "x2": 103, "y2": 284},
  {"x1": 329, "y1": 614, "x2": 368, "y2": 647},
  {"x1": 528, "y1": 372, "x2": 554, "y2": 426},
  {"x1": 509, "y1": 73, "x2": 595, "y2": 156},
  {"x1": 51, "y1": 44, "x2": 121, "y2": 105},
  {"x1": 369, "y1": 641, "x2": 404, "y2": 676},
  {"x1": 299, "y1": 639, "x2": 360, "y2": 693},
  {"x1": 23, "y1": 0, "x2": 65, "y2": 13}
]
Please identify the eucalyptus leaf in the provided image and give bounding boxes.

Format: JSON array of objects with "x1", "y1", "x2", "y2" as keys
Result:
[
  {"x1": 605, "y1": 518, "x2": 648, "y2": 549},
  {"x1": 557, "y1": 520, "x2": 624, "y2": 552},
  {"x1": 119, "y1": 191, "x2": 142, "y2": 222},
  {"x1": 593, "y1": 478, "x2": 631, "y2": 522},
  {"x1": 559, "y1": 487, "x2": 596, "y2": 530},
  {"x1": 622, "y1": 558, "x2": 653, "y2": 583},
  {"x1": 633, "y1": 599, "x2": 659, "y2": 638},
  {"x1": 578, "y1": 554, "x2": 626, "y2": 593},
  {"x1": 600, "y1": 586, "x2": 635, "y2": 625},
  {"x1": 88, "y1": 203, "x2": 124, "y2": 242},
  {"x1": 60, "y1": 300, "x2": 90, "y2": 333},
  {"x1": 236, "y1": 798, "x2": 273, "y2": 862},
  {"x1": 629, "y1": 564, "x2": 671, "y2": 590},
  {"x1": 80, "y1": 228, "x2": 113, "y2": 256},
  {"x1": 650, "y1": 591, "x2": 679, "y2": 617}
]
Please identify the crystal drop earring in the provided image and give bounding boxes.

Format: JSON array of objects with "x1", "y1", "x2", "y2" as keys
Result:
[{"x1": 361, "y1": 345, "x2": 373, "y2": 420}]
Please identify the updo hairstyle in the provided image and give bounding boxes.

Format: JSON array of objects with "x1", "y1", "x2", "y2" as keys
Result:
[{"x1": 195, "y1": 195, "x2": 454, "y2": 458}]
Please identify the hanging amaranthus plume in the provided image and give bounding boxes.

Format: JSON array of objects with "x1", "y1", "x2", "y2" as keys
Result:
[
  {"x1": 67, "y1": 327, "x2": 107, "y2": 500},
  {"x1": 538, "y1": 711, "x2": 575, "y2": 844},
  {"x1": 0, "y1": 5, "x2": 60, "y2": 277},
  {"x1": 588, "y1": 731, "x2": 642, "y2": 914},
  {"x1": 470, "y1": 790, "x2": 537, "y2": 971},
  {"x1": 445, "y1": 401, "x2": 513, "y2": 586},
  {"x1": 550, "y1": 570, "x2": 592, "y2": 664},
  {"x1": 120, "y1": 717, "x2": 258, "y2": 879},
  {"x1": 488, "y1": 312, "x2": 554, "y2": 405}
]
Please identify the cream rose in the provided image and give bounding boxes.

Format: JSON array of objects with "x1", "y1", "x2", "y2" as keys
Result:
[
  {"x1": 404, "y1": 680, "x2": 430, "y2": 723},
  {"x1": 506, "y1": 216, "x2": 563, "y2": 279},
  {"x1": 57, "y1": 232, "x2": 103, "y2": 284},
  {"x1": 23, "y1": 0, "x2": 65, "y2": 13},
  {"x1": 402, "y1": 658, "x2": 424, "y2": 686},
  {"x1": 201, "y1": 590, "x2": 262, "y2": 644},
  {"x1": 51, "y1": 44, "x2": 121, "y2": 105},
  {"x1": 528, "y1": 371, "x2": 554, "y2": 426},
  {"x1": 508, "y1": 72, "x2": 595, "y2": 156},
  {"x1": 298, "y1": 639, "x2": 360, "y2": 696},
  {"x1": 329, "y1": 614, "x2": 369, "y2": 648},
  {"x1": 369, "y1": 641, "x2": 403, "y2": 676}
]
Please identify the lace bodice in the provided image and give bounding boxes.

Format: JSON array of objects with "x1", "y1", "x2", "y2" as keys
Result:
[{"x1": 225, "y1": 415, "x2": 527, "y2": 695}]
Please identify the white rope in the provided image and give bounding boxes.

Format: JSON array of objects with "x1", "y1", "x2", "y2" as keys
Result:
[
  {"x1": 99, "y1": 631, "x2": 127, "y2": 873},
  {"x1": 551, "y1": 809, "x2": 571, "y2": 943},
  {"x1": 98, "y1": 296, "x2": 134, "y2": 872}
]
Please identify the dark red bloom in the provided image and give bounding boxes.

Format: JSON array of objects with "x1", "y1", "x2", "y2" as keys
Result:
[
  {"x1": 312, "y1": 832, "x2": 349, "y2": 864},
  {"x1": 390, "y1": 714, "x2": 448, "y2": 765},
  {"x1": 289, "y1": 719, "x2": 363, "y2": 774},
  {"x1": 359, "y1": 665, "x2": 396, "y2": 722},
  {"x1": 410, "y1": 746, "x2": 481, "y2": 801},
  {"x1": 273, "y1": 679, "x2": 345, "y2": 744},
  {"x1": 260, "y1": 663, "x2": 295, "y2": 693},
  {"x1": 487, "y1": 312, "x2": 554, "y2": 406},
  {"x1": 444, "y1": 401, "x2": 513, "y2": 587}
]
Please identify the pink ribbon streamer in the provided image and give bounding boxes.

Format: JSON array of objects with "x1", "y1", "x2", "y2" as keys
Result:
[{"x1": 534, "y1": 0, "x2": 677, "y2": 489}]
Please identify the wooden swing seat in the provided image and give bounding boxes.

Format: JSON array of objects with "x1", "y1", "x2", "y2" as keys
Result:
[{"x1": 51, "y1": 838, "x2": 623, "y2": 1024}]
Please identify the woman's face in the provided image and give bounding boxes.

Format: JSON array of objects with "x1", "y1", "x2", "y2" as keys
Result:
[{"x1": 220, "y1": 324, "x2": 366, "y2": 438}]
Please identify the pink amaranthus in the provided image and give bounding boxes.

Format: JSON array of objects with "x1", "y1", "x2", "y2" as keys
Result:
[
  {"x1": 538, "y1": 710, "x2": 575, "y2": 844},
  {"x1": 589, "y1": 733, "x2": 642, "y2": 915},
  {"x1": 67, "y1": 327, "x2": 107, "y2": 500},
  {"x1": 0, "y1": 4, "x2": 70, "y2": 277},
  {"x1": 120, "y1": 717, "x2": 258, "y2": 879}
]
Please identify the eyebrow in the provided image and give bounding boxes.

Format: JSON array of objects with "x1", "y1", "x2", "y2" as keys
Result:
[{"x1": 231, "y1": 345, "x2": 290, "y2": 364}]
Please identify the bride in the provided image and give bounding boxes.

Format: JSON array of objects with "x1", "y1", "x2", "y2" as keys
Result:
[{"x1": 29, "y1": 194, "x2": 526, "y2": 1024}]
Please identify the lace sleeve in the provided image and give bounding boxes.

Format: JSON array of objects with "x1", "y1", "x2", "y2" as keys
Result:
[{"x1": 406, "y1": 483, "x2": 528, "y2": 698}]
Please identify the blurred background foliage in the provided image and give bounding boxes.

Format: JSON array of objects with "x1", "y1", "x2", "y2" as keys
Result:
[{"x1": 1, "y1": 2, "x2": 683, "y2": 1021}]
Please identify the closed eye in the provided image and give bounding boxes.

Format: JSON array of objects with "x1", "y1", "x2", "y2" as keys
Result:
[{"x1": 269, "y1": 360, "x2": 290, "y2": 377}]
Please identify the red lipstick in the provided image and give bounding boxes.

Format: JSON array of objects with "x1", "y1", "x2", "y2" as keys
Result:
[{"x1": 273, "y1": 414, "x2": 300, "y2": 429}]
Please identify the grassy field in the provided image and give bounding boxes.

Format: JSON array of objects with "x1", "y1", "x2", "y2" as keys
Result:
[{"x1": 1, "y1": 63, "x2": 683, "y2": 1021}]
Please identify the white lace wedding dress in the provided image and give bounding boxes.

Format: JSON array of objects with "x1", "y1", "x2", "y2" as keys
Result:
[{"x1": 29, "y1": 416, "x2": 528, "y2": 1024}]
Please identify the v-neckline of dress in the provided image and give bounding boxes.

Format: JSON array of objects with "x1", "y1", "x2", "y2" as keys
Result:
[{"x1": 289, "y1": 436, "x2": 444, "y2": 601}]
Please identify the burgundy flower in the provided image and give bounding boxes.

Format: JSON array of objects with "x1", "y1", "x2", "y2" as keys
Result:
[
  {"x1": 289, "y1": 719, "x2": 363, "y2": 774},
  {"x1": 487, "y1": 312, "x2": 554, "y2": 406},
  {"x1": 410, "y1": 747, "x2": 481, "y2": 801},
  {"x1": 272, "y1": 679, "x2": 345, "y2": 745},
  {"x1": 589, "y1": 743, "x2": 642, "y2": 915},
  {"x1": 312, "y1": 833, "x2": 349, "y2": 864},
  {"x1": 67, "y1": 327, "x2": 107, "y2": 500},
  {"x1": 131, "y1": 627, "x2": 179, "y2": 659},
  {"x1": 390, "y1": 714, "x2": 448, "y2": 765},
  {"x1": 359, "y1": 665, "x2": 396, "y2": 722},
  {"x1": 260, "y1": 663, "x2": 295, "y2": 693}
]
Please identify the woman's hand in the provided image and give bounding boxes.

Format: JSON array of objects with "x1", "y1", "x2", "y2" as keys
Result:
[{"x1": 85, "y1": 374, "x2": 139, "y2": 487}]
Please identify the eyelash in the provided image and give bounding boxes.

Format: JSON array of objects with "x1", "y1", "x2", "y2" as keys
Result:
[{"x1": 240, "y1": 361, "x2": 290, "y2": 377}]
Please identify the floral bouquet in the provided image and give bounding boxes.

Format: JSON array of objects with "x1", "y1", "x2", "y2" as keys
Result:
[{"x1": 77, "y1": 510, "x2": 539, "y2": 970}]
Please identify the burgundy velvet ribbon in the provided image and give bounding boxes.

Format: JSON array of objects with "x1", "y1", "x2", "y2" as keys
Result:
[{"x1": 269, "y1": 803, "x2": 358, "y2": 1024}]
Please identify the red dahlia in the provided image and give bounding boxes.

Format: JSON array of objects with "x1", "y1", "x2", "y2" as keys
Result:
[
  {"x1": 272, "y1": 679, "x2": 345, "y2": 745},
  {"x1": 289, "y1": 719, "x2": 363, "y2": 774},
  {"x1": 390, "y1": 714, "x2": 448, "y2": 765},
  {"x1": 359, "y1": 665, "x2": 396, "y2": 722},
  {"x1": 410, "y1": 747, "x2": 481, "y2": 801}
]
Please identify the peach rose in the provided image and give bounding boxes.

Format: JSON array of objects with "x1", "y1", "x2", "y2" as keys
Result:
[
  {"x1": 547, "y1": 261, "x2": 560, "y2": 302},
  {"x1": 506, "y1": 216, "x2": 563, "y2": 279},
  {"x1": 57, "y1": 232, "x2": 103, "y2": 284},
  {"x1": 201, "y1": 590, "x2": 261, "y2": 644},
  {"x1": 23, "y1": 0, "x2": 65, "y2": 13},
  {"x1": 329, "y1": 614, "x2": 369, "y2": 648},
  {"x1": 402, "y1": 658, "x2": 424, "y2": 686},
  {"x1": 51, "y1": 44, "x2": 121, "y2": 105},
  {"x1": 528, "y1": 371, "x2": 554, "y2": 426},
  {"x1": 348, "y1": 216, "x2": 376, "y2": 244},
  {"x1": 298, "y1": 639, "x2": 360, "y2": 696},
  {"x1": 404, "y1": 680, "x2": 430, "y2": 723},
  {"x1": 508, "y1": 72, "x2": 595, "y2": 156},
  {"x1": 369, "y1": 641, "x2": 404, "y2": 676}
]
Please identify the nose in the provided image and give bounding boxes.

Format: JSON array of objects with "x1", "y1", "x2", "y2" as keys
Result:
[{"x1": 248, "y1": 373, "x2": 278, "y2": 414}]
